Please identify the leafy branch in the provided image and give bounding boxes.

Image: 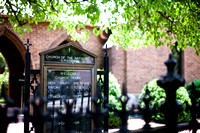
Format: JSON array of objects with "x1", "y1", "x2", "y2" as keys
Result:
[
  {"x1": 156, "y1": 11, "x2": 173, "y2": 23},
  {"x1": 1, "y1": 0, "x2": 200, "y2": 54},
  {"x1": 50, "y1": 0, "x2": 57, "y2": 11},
  {"x1": 186, "y1": 1, "x2": 199, "y2": 27},
  {"x1": 5, "y1": 0, "x2": 26, "y2": 26},
  {"x1": 64, "y1": 0, "x2": 88, "y2": 4}
]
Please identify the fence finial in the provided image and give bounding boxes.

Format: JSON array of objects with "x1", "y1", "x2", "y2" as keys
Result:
[
  {"x1": 157, "y1": 53, "x2": 185, "y2": 131},
  {"x1": 110, "y1": 84, "x2": 134, "y2": 132},
  {"x1": 141, "y1": 85, "x2": 153, "y2": 129},
  {"x1": 105, "y1": 43, "x2": 108, "y2": 56},
  {"x1": 25, "y1": 38, "x2": 32, "y2": 52}
]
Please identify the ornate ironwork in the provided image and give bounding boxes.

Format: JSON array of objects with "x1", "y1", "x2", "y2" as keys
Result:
[
  {"x1": 25, "y1": 38, "x2": 32, "y2": 52},
  {"x1": 24, "y1": 95, "x2": 50, "y2": 133},
  {"x1": 157, "y1": 54, "x2": 185, "y2": 132},
  {"x1": 30, "y1": 70, "x2": 40, "y2": 97},
  {"x1": 2, "y1": 49, "x2": 200, "y2": 133},
  {"x1": 56, "y1": 99, "x2": 83, "y2": 133},
  {"x1": 86, "y1": 82, "x2": 108, "y2": 133},
  {"x1": 0, "y1": 83, "x2": 19, "y2": 133},
  {"x1": 24, "y1": 38, "x2": 32, "y2": 133},
  {"x1": 111, "y1": 84, "x2": 134, "y2": 133},
  {"x1": 189, "y1": 82, "x2": 199, "y2": 133},
  {"x1": 140, "y1": 86, "x2": 153, "y2": 129}
]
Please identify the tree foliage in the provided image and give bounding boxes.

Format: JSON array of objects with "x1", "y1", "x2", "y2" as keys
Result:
[{"x1": 0, "y1": 0, "x2": 199, "y2": 53}]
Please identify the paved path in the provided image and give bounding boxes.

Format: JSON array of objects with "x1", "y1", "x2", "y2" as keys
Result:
[
  {"x1": 109, "y1": 118, "x2": 200, "y2": 133},
  {"x1": 7, "y1": 117, "x2": 200, "y2": 133},
  {"x1": 7, "y1": 114, "x2": 34, "y2": 133}
]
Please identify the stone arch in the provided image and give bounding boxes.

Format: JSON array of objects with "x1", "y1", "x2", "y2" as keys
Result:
[
  {"x1": 0, "y1": 26, "x2": 27, "y2": 63},
  {"x1": 0, "y1": 26, "x2": 27, "y2": 107},
  {"x1": 48, "y1": 32, "x2": 82, "y2": 49}
]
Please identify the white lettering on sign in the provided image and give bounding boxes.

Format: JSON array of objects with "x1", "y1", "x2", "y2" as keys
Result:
[
  {"x1": 60, "y1": 72, "x2": 77, "y2": 76},
  {"x1": 45, "y1": 55, "x2": 93, "y2": 64},
  {"x1": 46, "y1": 55, "x2": 61, "y2": 59},
  {"x1": 71, "y1": 76, "x2": 81, "y2": 80},
  {"x1": 55, "y1": 76, "x2": 69, "y2": 79}
]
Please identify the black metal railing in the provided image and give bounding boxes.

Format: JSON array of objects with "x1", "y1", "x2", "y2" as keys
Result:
[
  {"x1": 2, "y1": 38, "x2": 197, "y2": 133},
  {"x1": 1, "y1": 53, "x2": 200, "y2": 133},
  {"x1": 30, "y1": 69, "x2": 40, "y2": 98},
  {"x1": 95, "y1": 45, "x2": 110, "y2": 132}
]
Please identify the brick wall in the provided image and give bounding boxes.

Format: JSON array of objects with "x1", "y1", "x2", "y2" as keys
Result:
[
  {"x1": 24, "y1": 23, "x2": 105, "y2": 69},
  {"x1": 79, "y1": 26, "x2": 106, "y2": 69},
  {"x1": 126, "y1": 45, "x2": 171, "y2": 93},
  {"x1": 1, "y1": 18, "x2": 200, "y2": 95},
  {"x1": 0, "y1": 20, "x2": 105, "y2": 69},
  {"x1": 183, "y1": 47, "x2": 200, "y2": 85},
  {"x1": 109, "y1": 46, "x2": 126, "y2": 89},
  {"x1": 110, "y1": 45, "x2": 171, "y2": 93},
  {"x1": 110, "y1": 45, "x2": 200, "y2": 94},
  {"x1": 22, "y1": 22, "x2": 66, "y2": 69}
]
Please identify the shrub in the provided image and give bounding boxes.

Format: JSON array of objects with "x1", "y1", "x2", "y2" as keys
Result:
[
  {"x1": 0, "y1": 53, "x2": 6, "y2": 68},
  {"x1": 0, "y1": 67, "x2": 9, "y2": 102},
  {"x1": 185, "y1": 79, "x2": 200, "y2": 102},
  {"x1": 139, "y1": 79, "x2": 191, "y2": 123},
  {"x1": 97, "y1": 71, "x2": 121, "y2": 128},
  {"x1": 185, "y1": 79, "x2": 200, "y2": 117},
  {"x1": 107, "y1": 72, "x2": 121, "y2": 128},
  {"x1": 0, "y1": 53, "x2": 8, "y2": 102}
]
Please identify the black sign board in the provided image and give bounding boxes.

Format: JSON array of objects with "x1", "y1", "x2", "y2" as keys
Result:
[
  {"x1": 46, "y1": 69, "x2": 91, "y2": 102},
  {"x1": 40, "y1": 42, "x2": 97, "y2": 132}
]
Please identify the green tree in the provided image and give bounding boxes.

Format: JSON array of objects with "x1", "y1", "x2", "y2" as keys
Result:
[{"x1": 0, "y1": 0, "x2": 199, "y2": 53}]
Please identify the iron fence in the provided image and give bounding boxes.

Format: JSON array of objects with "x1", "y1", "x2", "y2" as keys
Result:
[
  {"x1": 0, "y1": 53, "x2": 199, "y2": 133},
  {"x1": 1, "y1": 39, "x2": 199, "y2": 133}
]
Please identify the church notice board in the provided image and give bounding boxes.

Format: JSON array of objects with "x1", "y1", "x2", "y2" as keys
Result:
[{"x1": 40, "y1": 42, "x2": 97, "y2": 132}]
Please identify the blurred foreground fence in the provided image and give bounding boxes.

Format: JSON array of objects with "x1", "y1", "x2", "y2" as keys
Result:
[{"x1": 1, "y1": 50, "x2": 200, "y2": 133}]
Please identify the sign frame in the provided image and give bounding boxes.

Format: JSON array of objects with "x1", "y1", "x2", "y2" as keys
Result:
[{"x1": 39, "y1": 42, "x2": 97, "y2": 132}]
